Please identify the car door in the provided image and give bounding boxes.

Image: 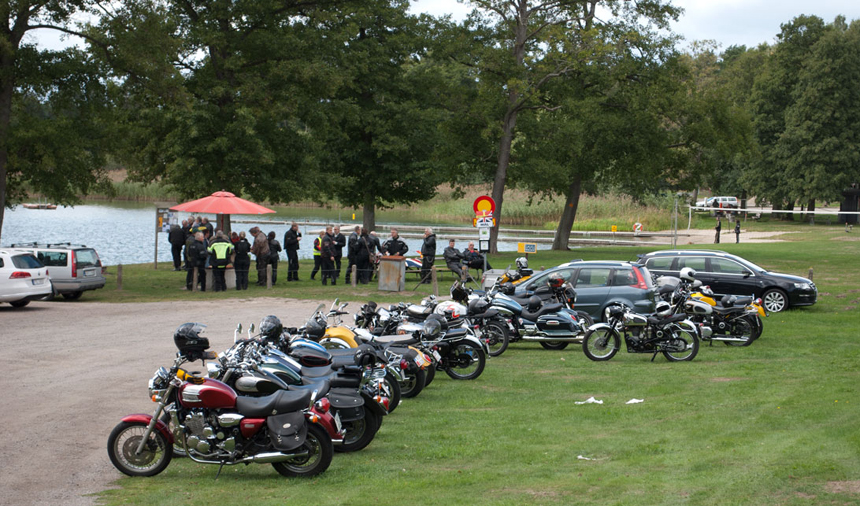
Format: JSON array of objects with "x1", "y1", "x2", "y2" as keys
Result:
[
  {"x1": 517, "y1": 268, "x2": 575, "y2": 295},
  {"x1": 676, "y1": 256, "x2": 716, "y2": 287},
  {"x1": 571, "y1": 267, "x2": 612, "y2": 316},
  {"x1": 706, "y1": 258, "x2": 757, "y2": 297}
]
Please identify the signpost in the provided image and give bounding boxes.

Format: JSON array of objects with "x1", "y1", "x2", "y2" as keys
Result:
[
  {"x1": 473, "y1": 196, "x2": 496, "y2": 273},
  {"x1": 155, "y1": 208, "x2": 173, "y2": 270},
  {"x1": 517, "y1": 242, "x2": 537, "y2": 261}
]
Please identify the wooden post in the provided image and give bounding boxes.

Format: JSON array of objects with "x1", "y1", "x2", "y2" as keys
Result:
[
  {"x1": 116, "y1": 264, "x2": 123, "y2": 291},
  {"x1": 266, "y1": 264, "x2": 273, "y2": 289},
  {"x1": 431, "y1": 266, "x2": 438, "y2": 297},
  {"x1": 351, "y1": 264, "x2": 357, "y2": 287},
  {"x1": 808, "y1": 267, "x2": 814, "y2": 281},
  {"x1": 192, "y1": 268, "x2": 198, "y2": 292}
]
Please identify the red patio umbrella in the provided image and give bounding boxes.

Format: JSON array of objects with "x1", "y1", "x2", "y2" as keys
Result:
[{"x1": 170, "y1": 191, "x2": 275, "y2": 233}]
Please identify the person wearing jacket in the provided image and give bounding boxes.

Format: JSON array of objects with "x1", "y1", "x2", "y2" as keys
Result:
[
  {"x1": 355, "y1": 228, "x2": 372, "y2": 284},
  {"x1": 463, "y1": 241, "x2": 491, "y2": 271},
  {"x1": 420, "y1": 228, "x2": 436, "y2": 284},
  {"x1": 345, "y1": 225, "x2": 360, "y2": 284},
  {"x1": 382, "y1": 229, "x2": 409, "y2": 256},
  {"x1": 310, "y1": 230, "x2": 324, "y2": 280},
  {"x1": 267, "y1": 231, "x2": 282, "y2": 285},
  {"x1": 283, "y1": 222, "x2": 302, "y2": 281},
  {"x1": 168, "y1": 223, "x2": 186, "y2": 271},
  {"x1": 250, "y1": 227, "x2": 270, "y2": 286},
  {"x1": 185, "y1": 232, "x2": 208, "y2": 291},
  {"x1": 207, "y1": 232, "x2": 234, "y2": 292},
  {"x1": 443, "y1": 239, "x2": 468, "y2": 281},
  {"x1": 333, "y1": 226, "x2": 346, "y2": 280},
  {"x1": 233, "y1": 231, "x2": 252, "y2": 290},
  {"x1": 320, "y1": 226, "x2": 337, "y2": 285}
]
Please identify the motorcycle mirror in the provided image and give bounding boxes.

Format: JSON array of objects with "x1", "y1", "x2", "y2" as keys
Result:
[
  {"x1": 340, "y1": 302, "x2": 348, "y2": 310},
  {"x1": 247, "y1": 323, "x2": 255, "y2": 339},
  {"x1": 331, "y1": 298, "x2": 339, "y2": 310}
]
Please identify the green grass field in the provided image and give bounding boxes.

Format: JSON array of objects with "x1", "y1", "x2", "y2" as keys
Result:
[{"x1": 95, "y1": 228, "x2": 860, "y2": 506}]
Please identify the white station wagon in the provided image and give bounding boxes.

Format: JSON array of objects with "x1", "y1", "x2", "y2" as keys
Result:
[{"x1": 0, "y1": 248, "x2": 53, "y2": 307}]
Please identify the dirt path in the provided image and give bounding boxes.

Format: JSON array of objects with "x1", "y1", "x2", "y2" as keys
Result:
[
  {"x1": 0, "y1": 297, "x2": 328, "y2": 506},
  {"x1": 672, "y1": 227, "x2": 793, "y2": 245}
]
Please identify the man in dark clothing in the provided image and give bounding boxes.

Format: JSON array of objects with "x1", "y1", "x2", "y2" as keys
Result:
[
  {"x1": 714, "y1": 217, "x2": 722, "y2": 244},
  {"x1": 250, "y1": 227, "x2": 270, "y2": 286},
  {"x1": 463, "y1": 241, "x2": 491, "y2": 271},
  {"x1": 233, "y1": 231, "x2": 251, "y2": 290},
  {"x1": 310, "y1": 230, "x2": 324, "y2": 280},
  {"x1": 368, "y1": 231, "x2": 382, "y2": 280},
  {"x1": 168, "y1": 223, "x2": 185, "y2": 271},
  {"x1": 420, "y1": 228, "x2": 436, "y2": 284},
  {"x1": 345, "y1": 225, "x2": 360, "y2": 284},
  {"x1": 267, "y1": 231, "x2": 282, "y2": 285},
  {"x1": 332, "y1": 226, "x2": 346, "y2": 280},
  {"x1": 735, "y1": 221, "x2": 741, "y2": 243},
  {"x1": 443, "y1": 239, "x2": 468, "y2": 281},
  {"x1": 207, "y1": 232, "x2": 234, "y2": 292},
  {"x1": 356, "y1": 228, "x2": 372, "y2": 284},
  {"x1": 321, "y1": 226, "x2": 337, "y2": 285},
  {"x1": 185, "y1": 232, "x2": 208, "y2": 291},
  {"x1": 382, "y1": 229, "x2": 409, "y2": 256},
  {"x1": 283, "y1": 222, "x2": 302, "y2": 281},
  {"x1": 202, "y1": 217, "x2": 214, "y2": 238}
]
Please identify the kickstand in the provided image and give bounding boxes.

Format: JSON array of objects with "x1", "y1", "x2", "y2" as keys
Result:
[
  {"x1": 650, "y1": 351, "x2": 659, "y2": 362},
  {"x1": 214, "y1": 461, "x2": 226, "y2": 480}
]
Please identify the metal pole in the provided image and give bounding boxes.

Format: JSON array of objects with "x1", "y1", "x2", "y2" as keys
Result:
[{"x1": 154, "y1": 211, "x2": 159, "y2": 270}]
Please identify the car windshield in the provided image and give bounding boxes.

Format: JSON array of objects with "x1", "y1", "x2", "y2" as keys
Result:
[
  {"x1": 75, "y1": 249, "x2": 100, "y2": 268},
  {"x1": 11, "y1": 254, "x2": 44, "y2": 269},
  {"x1": 731, "y1": 256, "x2": 767, "y2": 273}
]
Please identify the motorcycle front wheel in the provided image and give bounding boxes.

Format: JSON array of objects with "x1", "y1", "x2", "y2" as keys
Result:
[
  {"x1": 444, "y1": 341, "x2": 486, "y2": 380},
  {"x1": 335, "y1": 407, "x2": 380, "y2": 453},
  {"x1": 662, "y1": 329, "x2": 699, "y2": 361},
  {"x1": 400, "y1": 368, "x2": 426, "y2": 398},
  {"x1": 107, "y1": 421, "x2": 173, "y2": 477},
  {"x1": 272, "y1": 423, "x2": 333, "y2": 477},
  {"x1": 483, "y1": 320, "x2": 510, "y2": 357},
  {"x1": 582, "y1": 328, "x2": 620, "y2": 361}
]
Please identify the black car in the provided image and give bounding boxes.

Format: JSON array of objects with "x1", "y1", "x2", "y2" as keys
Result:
[{"x1": 638, "y1": 250, "x2": 817, "y2": 313}]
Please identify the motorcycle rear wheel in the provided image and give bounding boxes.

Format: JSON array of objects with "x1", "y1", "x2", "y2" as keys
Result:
[
  {"x1": 576, "y1": 311, "x2": 595, "y2": 327},
  {"x1": 484, "y1": 321, "x2": 510, "y2": 357},
  {"x1": 401, "y1": 368, "x2": 426, "y2": 398},
  {"x1": 539, "y1": 341, "x2": 569, "y2": 350},
  {"x1": 582, "y1": 328, "x2": 620, "y2": 361},
  {"x1": 662, "y1": 329, "x2": 699, "y2": 361},
  {"x1": 723, "y1": 316, "x2": 756, "y2": 347},
  {"x1": 424, "y1": 360, "x2": 436, "y2": 387},
  {"x1": 444, "y1": 341, "x2": 486, "y2": 380},
  {"x1": 107, "y1": 421, "x2": 173, "y2": 477},
  {"x1": 272, "y1": 423, "x2": 333, "y2": 477},
  {"x1": 382, "y1": 371, "x2": 401, "y2": 413},
  {"x1": 335, "y1": 407, "x2": 380, "y2": 453}
]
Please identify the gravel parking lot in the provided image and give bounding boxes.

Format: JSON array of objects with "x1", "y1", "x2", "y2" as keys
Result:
[{"x1": 0, "y1": 297, "x2": 327, "y2": 506}]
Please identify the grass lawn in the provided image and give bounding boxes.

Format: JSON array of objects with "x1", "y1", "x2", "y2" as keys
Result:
[{"x1": 96, "y1": 227, "x2": 860, "y2": 505}]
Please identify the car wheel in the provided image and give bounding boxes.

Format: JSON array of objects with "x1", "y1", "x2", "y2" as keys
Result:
[
  {"x1": 62, "y1": 291, "x2": 83, "y2": 301},
  {"x1": 762, "y1": 289, "x2": 788, "y2": 313},
  {"x1": 9, "y1": 300, "x2": 30, "y2": 308}
]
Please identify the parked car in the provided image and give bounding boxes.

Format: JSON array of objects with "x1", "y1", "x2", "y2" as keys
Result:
[
  {"x1": 0, "y1": 248, "x2": 54, "y2": 307},
  {"x1": 514, "y1": 260, "x2": 657, "y2": 320},
  {"x1": 695, "y1": 197, "x2": 715, "y2": 208},
  {"x1": 638, "y1": 250, "x2": 817, "y2": 313},
  {"x1": 8, "y1": 243, "x2": 106, "y2": 300}
]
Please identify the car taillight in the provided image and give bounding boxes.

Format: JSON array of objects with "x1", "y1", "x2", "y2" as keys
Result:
[
  {"x1": 10, "y1": 271, "x2": 32, "y2": 279},
  {"x1": 631, "y1": 268, "x2": 649, "y2": 290},
  {"x1": 70, "y1": 250, "x2": 77, "y2": 278}
]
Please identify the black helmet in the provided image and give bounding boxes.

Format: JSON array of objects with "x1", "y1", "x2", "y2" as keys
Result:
[
  {"x1": 259, "y1": 315, "x2": 283, "y2": 342},
  {"x1": 450, "y1": 282, "x2": 468, "y2": 303},
  {"x1": 468, "y1": 297, "x2": 490, "y2": 316},
  {"x1": 547, "y1": 272, "x2": 565, "y2": 289},
  {"x1": 527, "y1": 295, "x2": 542, "y2": 313},
  {"x1": 174, "y1": 323, "x2": 209, "y2": 358},
  {"x1": 305, "y1": 316, "x2": 325, "y2": 340},
  {"x1": 516, "y1": 257, "x2": 528, "y2": 270},
  {"x1": 422, "y1": 313, "x2": 448, "y2": 339}
]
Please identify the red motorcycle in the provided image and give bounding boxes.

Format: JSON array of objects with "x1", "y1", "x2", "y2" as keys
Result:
[{"x1": 107, "y1": 323, "x2": 337, "y2": 478}]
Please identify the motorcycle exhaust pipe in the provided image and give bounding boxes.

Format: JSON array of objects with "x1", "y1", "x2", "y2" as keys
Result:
[
  {"x1": 244, "y1": 450, "x2": 310, "y2": 464},
  {"x1": 520, "y1": 335, "x2": 581, "y2": 342},
  {"x1": 709, "y1": 336, "x2": 748, "y2": 342}
]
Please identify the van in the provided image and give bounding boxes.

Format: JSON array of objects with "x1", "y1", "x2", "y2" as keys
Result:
[{"x1": 9, "y1": 243, "x2": 106, "y2": 300}]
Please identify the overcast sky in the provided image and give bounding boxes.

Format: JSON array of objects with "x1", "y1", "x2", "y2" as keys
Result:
[{"x1": 29, "y1": 0, "x2": 860, "y2": 53}]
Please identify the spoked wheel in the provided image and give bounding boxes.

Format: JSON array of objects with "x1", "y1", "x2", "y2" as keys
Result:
[
  {"x1": 582, "y1": 328, "x2": 620, "y2": 361},
  {"x1": 539, "y1": 341, "x2": 569, "y2": 351},
  {"x1": 662, "y1": 329, "x2": 699, "y2": 361},
  {"x1": 107, "y1": 421, "x2": 173, "y2": 477},
  {"x1": 444, "y1": 341, "x2": 486, "y2": 380},
  {"x1": 272, "y1": 423, "x2": 333, "y2": 477},
  {"x1": 762, "y1": 289, "x2": 788, "y2": 313},
  {"x1": 334, "y1": 408, "x2": 380, "y2": 453},
  {"x1": 576, "y1": 311, "x2": 595, "y2": 327},
  {"x1": 723, "y1": 316, "x2": 755, "y2": 347},
  {"x1": 483, "y1": 321, "x2": 510, "y2": 357},
  {"x1": 400, "y1": 368, "x2": 426, "y2": 398}
]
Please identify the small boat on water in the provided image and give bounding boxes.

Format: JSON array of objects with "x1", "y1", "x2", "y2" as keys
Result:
[{"x1": 22, "y1": 203, "x2": 57, "y2": 210}]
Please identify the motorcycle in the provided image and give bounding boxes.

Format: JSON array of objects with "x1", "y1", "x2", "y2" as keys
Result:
[
  {"x1": 107, "y1": 323, "x2": 334, "y2": 478},
  {"x1": 581, "y1": 305, "x2": 701, "y2": 362}
]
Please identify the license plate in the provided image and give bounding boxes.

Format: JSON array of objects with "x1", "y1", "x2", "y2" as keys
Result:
[
  {"x1": 84, "y1": 269, "x2": 96, "y2": 277},
  {"x1": 333, "y1": 411, "x2": 342, "y2": 433},
  {"x1": 432, "y1": 350, "x2": 442, "y2": 361},
  {"x1": 32, "y1": 278, "x2": 45, "y2": 285}
]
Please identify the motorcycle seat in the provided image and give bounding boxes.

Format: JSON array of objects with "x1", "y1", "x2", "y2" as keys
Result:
[
  {"x1": 468, "y1": 308, "x2": 499, "y2": 320},
  {"x1": 520, "y1": 303, "x2": 564, "y2": 321},
  {"x1": 718, "y1": 295, "x2": 752, "y2": 308},
  {"x1": 236, "y1": 389, "x2": 312, "y2": 417},
  {"x1": 301, "y1": 365, "x2": 334, "y2": 378},
  {"x1": 508, "y1": 294, "x2": 534, "y2": 305},
  {"x1": 331, "y1": 354, "x2": 360, "y2": 368},
  {"x1": 287, "y1": 378, "x2": 331, "y2": 398},
  {"x1": 648, "y1": 314, "x2": 687, "y2": 325},
  {"x1": 407, "y1": 305, "x2": 434, "y2": 318}
]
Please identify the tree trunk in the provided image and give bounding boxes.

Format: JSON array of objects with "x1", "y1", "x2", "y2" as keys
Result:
[
  {"x1": 740, "y1": 190, "x2": 747, "y2": 210},
  {"x1": 806, "y1": 198, "x2": 815, "y2": 223},
  {"x1": 691, "y1": 188, "x2": 699, "y2": 207},
  {"x1": 783, "y1": 200, "x2": 795, "y2": 221},
  {"x1": 552, "y1": 177, "x2": 582, "y2": 250},
  {"x1": 362, "y1": 191, "x2": 376, "y2": 232},
  {"x1": 489, "y1": 111, "x2": 517, "y2": 253},
  {"x1": 0, "y1": 53, "x2": 15, "y2": 243}
]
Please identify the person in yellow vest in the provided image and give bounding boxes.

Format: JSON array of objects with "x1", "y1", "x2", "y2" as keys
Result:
[
  {"x1": 207, "y1": 231, "x2": 234, "y2": 292},
  {"x1": 310, "y1": 230, "x2": 324, "y2": 280}
]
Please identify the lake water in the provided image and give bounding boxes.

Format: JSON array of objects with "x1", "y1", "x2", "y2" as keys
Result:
[{"x1": 0, "y1": 201, "x2": 550, "y2": 265}]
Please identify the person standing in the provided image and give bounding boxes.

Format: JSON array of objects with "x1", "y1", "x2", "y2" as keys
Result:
[
  {"x1": 267, "y1": 231, "x2": 282, "y2": 285},
  {"x1": 420, "y1": 228, "x2": 436, "y2": 284},
  {"x1": 333, "y1": 226, "x2": 346, "y2": 280},
  {"x1": 207, "y1": 232, "x2": 234, "y2": 292},
  {"x1": 320, "y1": 226, "x2": 336, "y2": 285},
  {"x1": 233, "y1": 231, "x2": 251, "y2": 290},
  {"x1": 382, "y1": 228, "x2": 408, "y2": 256},
  {"x1": 444, "y1": 239, "x2": 468, "y2": 281},
  {"x1": 368, "y1": 231, "x2": 382, "y2": 280},
  {"x1": 250, "y1": 227, "x2": 270, "y2": 286},
  {"x1": 714, "y1": 217, "x2": 722, "y2": 244},
  {"x1": 185, "y1": 232, "x2": 208, "y2": 291},
  {"x1": 310, "y1": 230, "x2": 324, "y2": 280},
  {"x1": 168, "y1": 223, "x2": 185, "y2": 271},
  {"x1": 345, "y1": 225, "x2": 360, "y2": 284},
  {"x1": 283, "y1": 222, "x2": 302, "y2": 281},
  {"x1": 735, "y1": 221, "x2": 741, "y2": 243},
  {"x1": 202, "y1": 217, "x2": 214, "y2": 238},
  {"x1": 355, "y1": 228, "x2": 372, "y2": 284}
]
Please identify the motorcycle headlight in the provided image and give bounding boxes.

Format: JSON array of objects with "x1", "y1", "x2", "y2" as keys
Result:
[{"x1": 794, "y1": 282, "x2": 811, "y2": 290}]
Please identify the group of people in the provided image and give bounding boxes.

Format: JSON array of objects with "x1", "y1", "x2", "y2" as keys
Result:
[
  {"x1": 167, "y1": 217, "x2": 492, "y2": 290},
  {"x1": 714, "y1": 217, "x2": 742, "y2": 244}
]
